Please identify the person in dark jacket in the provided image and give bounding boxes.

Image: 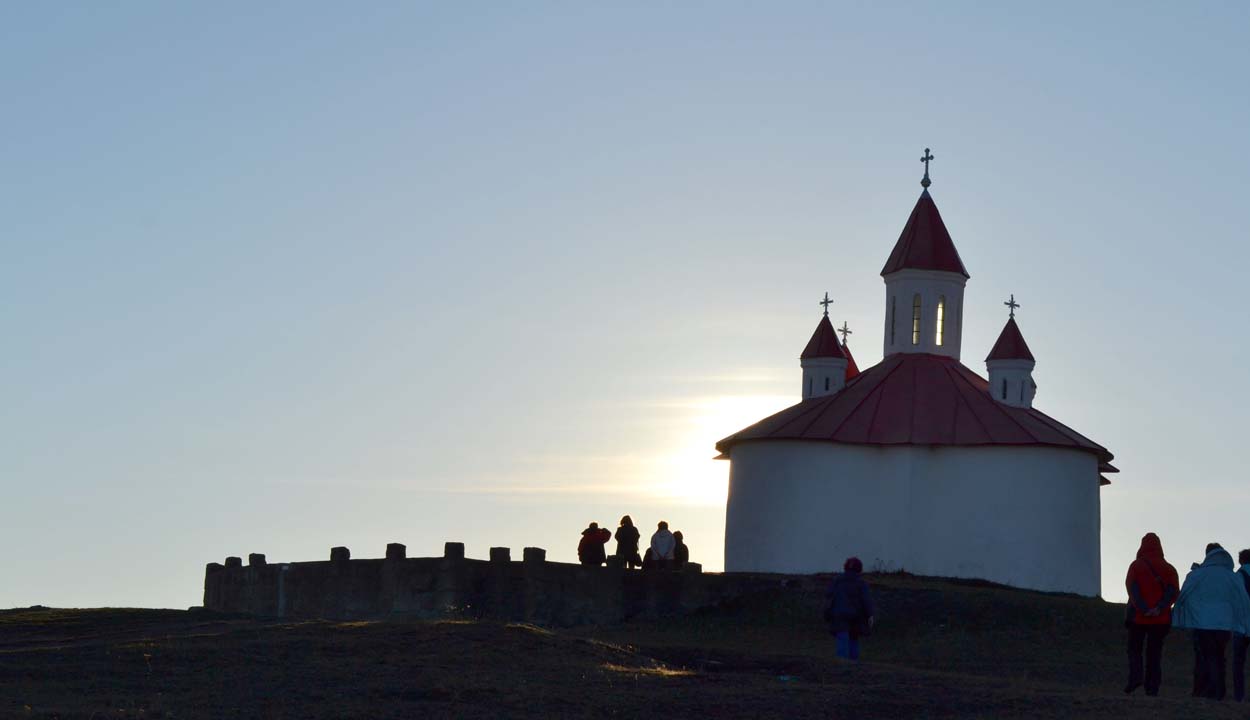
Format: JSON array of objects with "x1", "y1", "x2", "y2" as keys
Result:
[
  {"x1": 825, "y1": 557, "x2": 875, "y2": 661},
  {"x1": 1124, "y1": 532, "x2": 1180, "y2": 696},
  {"x1": 672, "y1": 531, "x2": 689, "y2": 569},
  {"x1": 1235, "y1": 549, "x2": 1250, "y2": 701},
  {"x1": 614, "y1": 516, "x2": 642, "y2": 569},
  {"x1": 577, "y1": 522, "x2": 611, "y2": 566}
]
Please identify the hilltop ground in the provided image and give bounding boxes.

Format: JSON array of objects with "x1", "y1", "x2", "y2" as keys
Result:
[{"x1": 1, "y1": 574, "x2": 1244, "y2": 719}]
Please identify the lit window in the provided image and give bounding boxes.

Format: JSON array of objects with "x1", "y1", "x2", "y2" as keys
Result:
[
  {"x1": 890, "y1": 297, "x2": 897, "y2": 345},
  {"x1": 911, "y1": 294, "x2": 921, "y2": 345},
  {"x1": 936, "y1": 296, "x2": 946, "y2": 347}
]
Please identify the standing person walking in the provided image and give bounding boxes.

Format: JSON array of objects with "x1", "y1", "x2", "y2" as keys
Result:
[
  {"x1": 824, "y1": 557, "x2": 875, "y2": 661},
  {"x1": 1234, "y1": 549, "x2": 1250, "y2": 701},
  {"x1": 614, "y1": 516, "x2": 643, "y2": 569},
  {"x1": 1124, "y1": 533, "x2": 1180, "y2": 696},
  {"x1": 1173, "y1": 543, "x2": 1250, "y2": 700}
]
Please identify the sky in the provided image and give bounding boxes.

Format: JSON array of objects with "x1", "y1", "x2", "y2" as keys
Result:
[{"x1": 2, "y1": 3, "x2": 1247, "y2": 608}]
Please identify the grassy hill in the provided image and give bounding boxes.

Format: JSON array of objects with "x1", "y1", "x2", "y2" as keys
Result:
[{"x1": 1, "y1": 573, "x2": 1243, "y2": 719}]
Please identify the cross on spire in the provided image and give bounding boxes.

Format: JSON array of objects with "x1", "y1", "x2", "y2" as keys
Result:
[
  {"x1": 1004, "y1": 293, "x2": 1020, "y2": 318},
  {"x1": 920, "y1": 148, "x2": 934, "y2": 189},
  {"x1": 837, "y1": 321, "x2": 852, "y2": 344},
  {"x1": 819, "y1": 292, "x2": 833, "y2": 316}
]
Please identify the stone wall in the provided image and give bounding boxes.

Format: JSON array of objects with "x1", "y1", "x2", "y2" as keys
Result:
[{"x1": 203, "y1": 542, "x2": 775, "y2": 626}]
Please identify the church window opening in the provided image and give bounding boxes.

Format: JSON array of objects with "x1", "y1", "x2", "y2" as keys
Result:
[
  {"x1": 1001, "y1": 378, "x2": 1008, "y2": 400},
  {"x1": 824, "y1": 377, "x2": 830, "y2": 392},
  {"x1": 890, "y1": 297, "x2": 897, "y2": 345},
  {"x1": 807, "y1": 378, "x2": 812, "y2": 397},
  {"x1": 1020, "y1": 382, "x2": 1025, "y2": 403},
  {"x1": 935, "y1": 296, "x2": 946, "y2": 346},
  {"x1": 911, "y1": 294, "x2": 921, "y2": 345}
]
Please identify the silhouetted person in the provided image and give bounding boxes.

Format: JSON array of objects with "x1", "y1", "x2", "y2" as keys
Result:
[
  {"x1": 1235, "y1": 549, "x2": 1250, "y2": 701},
  {"x1": 614, "y1": 515, "x2": 642, "y2": 569},
  {"x1": 1174, "y1": 543, "x2": 1250, "y2": 700},
  {"x1": 1124, "y1": 532, "x2": 1179, "y2": 696},
  {"x1": 824, "y1": 557, "x2": 875, "y2": 661},
  {"x1": 650, "y1": 521, "x2": 675, "y2": 570},
  {"x1": 672, "y1": 531, "x2": 689, "y2": 569},
  {"x1": 577, "y1": 522, "x2": 611, "y2": 567},
  {"x1": 641, "y1": 547, "x2": 657, "y2": 571}
]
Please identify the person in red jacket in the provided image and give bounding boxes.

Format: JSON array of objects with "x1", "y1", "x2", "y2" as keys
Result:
[
  {"x1": 1124, "y1": 532, "x2": 1181, "y2": 696},
  {"x1": 577, "y1": 522, "x2": 612, "y2": 566}
]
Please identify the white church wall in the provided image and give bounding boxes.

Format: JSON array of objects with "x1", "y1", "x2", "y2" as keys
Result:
[{"x1": 724, "y1": 442, "x2": 1102, "y2": 596}]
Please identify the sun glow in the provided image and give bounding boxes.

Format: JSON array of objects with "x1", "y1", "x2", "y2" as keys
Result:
[{"x1": 653, "y1": 394, "x2": 794, "y2": 507}]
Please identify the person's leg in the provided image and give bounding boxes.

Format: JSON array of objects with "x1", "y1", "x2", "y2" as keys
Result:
[
  {"x1": 835, "y1": 631, "x2": 850, "y2": 659},
  {"x1": 1194, "y1": 631, "x2": 1207, "y2": 697},
  {"x1": 1233, "y1": 634, "x2": 1248, "y2": 702},
  {"x1": 1198, "y1": 630, "x2": 1228, "y2": 700},
  {"x1": 1213, "y1": 631, "x2": 1231, "y2": 700},
  {"x1": 848, "y1": 634, "x2": 860, "y2": 662},
  {"x1": 1126, "y1": 624, "x2": 1146, "y2": 693},
  {"x1": 1144, "y1": 625, "x2": 1169, "y2": 696}
]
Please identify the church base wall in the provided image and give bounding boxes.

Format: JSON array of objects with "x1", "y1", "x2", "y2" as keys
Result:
[{"x1": 724, "y1": 442, "x2": 1101, "y2": 596}]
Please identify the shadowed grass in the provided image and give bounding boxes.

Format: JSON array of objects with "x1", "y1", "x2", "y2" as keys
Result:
[{"x1": 0, "y1": 575, "x2": 1242, "y2": 719}]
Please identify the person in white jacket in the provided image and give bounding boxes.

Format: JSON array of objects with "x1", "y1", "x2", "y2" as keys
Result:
[{"x1": 650, "y1": 521, "x2": 675, "y2": 570}]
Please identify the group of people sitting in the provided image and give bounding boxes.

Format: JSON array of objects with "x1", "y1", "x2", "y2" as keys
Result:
[
  {"x1": 1124, "y1": 534, "x2": 1250, "y2": 700},
  {"x1": 577, "y1": 516, "x2": 690, "y2": 570}
]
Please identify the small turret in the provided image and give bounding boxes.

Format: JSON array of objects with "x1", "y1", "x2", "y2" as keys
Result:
[
  {"x1": 801, "y1": 293, "x2": 848, "y2": 399},
  {"x1": 986, "y1": 295, "x2": 1036, "y2": 408}
]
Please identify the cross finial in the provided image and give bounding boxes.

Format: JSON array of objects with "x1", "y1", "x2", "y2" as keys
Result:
[
  {"x1": 920, "y1": 148, "x2": 934, "y2": 189},
  {"x1": 1004, "y1": 293, "x2": 1020, "y2": 318},
  {"x1": 837, "y1": 321, "x2": 852, "y2": 344},
  {"x1": 819, "y1": 292, "x2": 833, "y2": 316}
]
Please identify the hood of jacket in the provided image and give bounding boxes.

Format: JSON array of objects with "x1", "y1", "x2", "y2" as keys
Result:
[
  {"x1": 1201, "y1": 548, "x2": 1235, "y2": 571},
  {"x1": 1137, "y1": 533, "x2": 1166, "y2": 562}
]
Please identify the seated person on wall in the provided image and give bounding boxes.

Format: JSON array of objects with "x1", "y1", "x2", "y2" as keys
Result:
[
  {"x1": 577, "y1": 522, "x2": 612, "y2": 567},
  {"x1": 614, "y1": 515, "x2": 643, "y2": 569},
  {"x1": 650, "y1": 521, "x2": 675, "y2": 570},
  {"x1": 642, "y1": 548, "x2": 656, "y2": 571},
  {"x1": 672, "y1": 531, "x2": 689, "y2": 570}
]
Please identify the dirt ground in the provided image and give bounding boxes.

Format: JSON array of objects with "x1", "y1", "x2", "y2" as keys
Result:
[{"x1": 1, "y1": 574, "x2": 1245, "y2": 719}]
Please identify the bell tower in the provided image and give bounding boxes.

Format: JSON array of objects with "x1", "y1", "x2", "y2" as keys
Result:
[{"x1": 880, "y1": 149, "x2": 970, "y2": 361}]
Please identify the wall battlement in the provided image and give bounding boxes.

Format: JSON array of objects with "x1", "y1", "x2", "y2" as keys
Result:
[{"x1": 204, "y1": 542, "x2": 770, "y2": 626}]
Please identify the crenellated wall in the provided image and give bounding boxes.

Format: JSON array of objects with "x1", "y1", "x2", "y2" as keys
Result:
[{"x1": 203, "y1": 542, "x2": 767, "y2": 626}]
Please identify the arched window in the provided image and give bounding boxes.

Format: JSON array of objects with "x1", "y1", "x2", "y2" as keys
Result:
[
  {"x1": 824, "y1": 377, "x2": 830, "y2": 391},
  {"x1": 911, "y1": 294, "x2": 922, "y2": 345},
  {"x1": 935, "y1": 295, "x2": 946, "y2": 347},
  {"x1": 1001, "y1": 378, "x2": 1008, "y2": 400},
  {"x1": 890, "y1": 296, "x2": 897, "y2": 345}
]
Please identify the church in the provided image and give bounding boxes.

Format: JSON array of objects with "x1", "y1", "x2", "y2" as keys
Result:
[{"x1": 716, "y1": 152, "x2": 1114, "y2": 597}]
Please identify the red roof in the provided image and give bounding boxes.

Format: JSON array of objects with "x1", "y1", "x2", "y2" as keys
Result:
[
  {"x1": 800, "y1": 316, "x2": 845, "y2": 360},
  {"x1": 843, "y1": 341, "x2": 860, "y2": 380},
  {"x1": 880, "y1": 190, "x2": 970, "y2": 278},
  {"x1": 716, "y1": 353, "x2": 1112, "y2": 464},
  {"x1": 985, "y1": 317, "x2": 1035, "y2": 362}
]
